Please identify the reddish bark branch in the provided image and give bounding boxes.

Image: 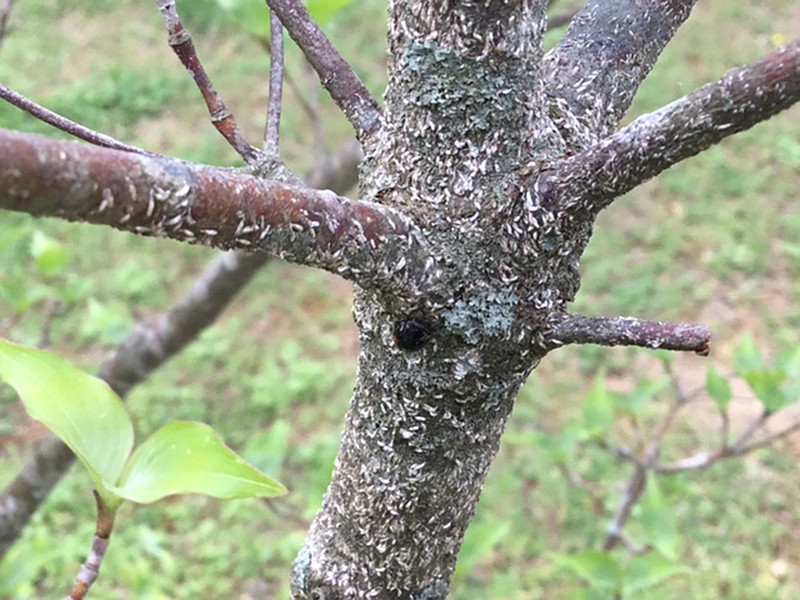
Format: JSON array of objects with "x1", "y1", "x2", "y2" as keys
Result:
[
  {"x1": 0, "y1": 130, "x2": 417, "y2": 288},
  {"x1": 553, "y1": 314, "x2": 711, "y2": 355},
  {"x1": 154, "y1": 0, "x2": 257, "y2": 162},
  {"x1": 537, "y1": 40, "x2": 800, "y2": 215},
  {"x1": 266, "y1": 0, "x2": 381, "y2": 139},
  {"x1": 0, "y1": 83, "x2": 154, "y2": 156}
]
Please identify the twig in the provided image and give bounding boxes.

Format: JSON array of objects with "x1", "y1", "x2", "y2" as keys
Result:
[
  {"x1": 266, "y1": 0, "x2": 381, "y2": 139},
  {"x1": 602, "y1": 461, "x2": 647, "y2": 551},
  {"x1": 264, "y1": 9, "x2": 284, "y2": 153},
  {"x1": 0, "y1": 0, "x2": 15, "y2": 47},
  {"x1": 655, "y1": 414, "x2": 800, "y2": 474},
  {"x1": 552, "y1": 314, "x2": 711, "y2": 355},
  {"x1": 154, "y1": 0, "x2": 258, "y2": 163},
  {"x1": 256, "y1": 36, "x2": 324, "y2": 141},
  {"x1": 729, "y1": 409, "x2": 771, "y2": 451},
  {"x1": 739, "y1": 419, "x2": 800, "y2": 454},
  {"x1": 536, "y1": 40, "x2": 800, "y2": 215},
  {"x1": 65, "y1": 492, "x2": 115, "y2": 600},
  {"x1": 0, "y1": 83, "x2": 154, "y2": 155}
]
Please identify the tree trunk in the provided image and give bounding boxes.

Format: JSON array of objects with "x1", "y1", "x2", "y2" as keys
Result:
[{"x1": 291, "y1": 3, "x2": 568, "y2": 597}]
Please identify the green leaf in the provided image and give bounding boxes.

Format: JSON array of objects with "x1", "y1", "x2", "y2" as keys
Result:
[
  {"x1": 622, "y1": 553, "x2": 691, "y2": 596},
  {"x1": 776, "y1": 346, "x2": 800, "y2": 378},
  {"x1": 552, "y1": 551, "x2": 621, "y2": 591},
  {"x1": 216, "y1": 0, "x2": 269, "y2": 40},
  {"x1": 528, "y1": 424, "x2": 581, "y2": 462},
  {"x1": 743, "y1": 368, "x2": 790, "y2": 412},
  {"x1": 454, "y1": 520, "x2": 511, "y2": 579},
  {"x1": 114, "y1": 421, "x2": 287, "y2": 503},
  {"x1": 616, "y1": 377, "x2": 669, "y2": 415},
  {"x1": 242, "y1": 419, "x2": 291, "y2": 477},
  {"x1": 305, "y1": 0, "x2": 355, "y2": 25},
  {"x1": 0, "y1": 339, "x2": 133, "y2": 490},
  {"x1": 582, "y1": 372, "x2": 615, "y2": 437},
  {"x1": 638, "y1": 478, "x2": 679, "y2": 560},
  {"x1": 706, "y1": 365, "x2": 732, "y2": 411},
  {"x1": 30, "y1": 230, "x2": 68, "y2": 276},
  {"x1": 733, "y1": 334, "x2": 765, "y2": 375},
  {"x1": 79, "y1": 298, "x2": 134, "y2": 346}
]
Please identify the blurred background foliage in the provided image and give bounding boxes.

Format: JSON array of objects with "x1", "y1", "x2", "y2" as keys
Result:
[{"x1": 0, "y1": 0, "x2": 798, "y2": 597}]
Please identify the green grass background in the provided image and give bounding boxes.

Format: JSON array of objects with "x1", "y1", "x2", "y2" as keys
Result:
[{"x1": 0, "y1": 0, "x2": 799, "y2": 598}]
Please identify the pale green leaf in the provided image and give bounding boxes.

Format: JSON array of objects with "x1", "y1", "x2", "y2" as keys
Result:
[
  {"x1": 306, "y1": 0, "x2": 355, "y2": 24},
  {"x1": 623, "y1": 553, "x2": 691, "y2": 596},
  {"x1": 30, "y1": 230, "x2": 68, "y2": 276},
  {"x1": 582, "y1": 372, "x2": 615, "y2": 437},
  {"x1": 0, "y1": 339, "x2": 133, "y2": 488},
  {"x1": 552, "y1": 551, "x2": 621, "y2": 590},
  {"x1": 216, "y1": 0, "x2": 269, "y2": 40},
  {"x1": 706, "y1": 365, "x2": 732, "y2": 411},
  {"x1": 638, "y1": 478, "x2": 679, "y2": 560},
  {"x1": 114, "y1": 421, "x2": 287, "y2": 503}
]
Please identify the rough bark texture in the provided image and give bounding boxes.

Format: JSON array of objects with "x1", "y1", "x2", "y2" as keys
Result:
[{"x1": 293, "y1": 2, "x2": 566, "y2": 598}]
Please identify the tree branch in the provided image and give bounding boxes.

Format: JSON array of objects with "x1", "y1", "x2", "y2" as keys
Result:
[
  {"x1": 552, "y1": 314, "x2": 711, "y2": 355},
  {"x1": 0, "y1": 0, "x2": 15, "y2": 47},
  {"x1": 0, "y1": 141, "x2": 362, "y2": 557},
  {"x1": 542, "y1": 0, "x2": 697, "y2": 147},
  {"x1": 0, "y1": 130, "x2": 419, "y2": 291},
  {"x1": 0, "y1": 83, "x2": 154, "y2": 156},
  {"x1": 265, "y1": 0, "x2": 381, "y2": 140},
  {"x1": 536, "y1": 40, "x2": 800, "y2": 215},
  {"x1": 264, "y1": 9, "x2": 285, "y2": 153},
  {"x1": 154, "y1": 0, "x2": 257, "y2": 163}
]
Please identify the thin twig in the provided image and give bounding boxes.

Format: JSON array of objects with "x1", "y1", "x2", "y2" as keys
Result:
[
  {"x1": 602, "y1": 462, "x2": 647, "y2": 551},
  {"x1": 729, "y1": 409, "x2": 771, "y2": 451},
  {"x1": 0, "y1": 83, "x2": 154, "y2": 155},
  {"x1": 264, "y1": 9, "x2": 284, "y2": 152},
  {"x1": 256, "y1": 36, "x2": 323, "y2": 138},
  {"x1": 739, "y1": 419, "x2": 800, "y2": 454},
  {"x1": 0, "y1": 0, "x2": 16, "y2": 47},
  {"x1": 266, "y1": 0, "x2": 381, "y2": 139},
  {"x1": 65, "y1": 492, "x2": 115, "y2": 600},
  {"x1": 154, "y1": 0, "x2": 258, "y2": 163},
  {"x1": 655, "y1": 414, "x2": 800, "y2": 474},
  {"x1": 552, "y1": 314, "x2": 711, "y2": 355}
]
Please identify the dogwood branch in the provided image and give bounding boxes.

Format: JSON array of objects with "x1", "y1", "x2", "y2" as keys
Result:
[
  {"x1": 542, "y1": 0, "x2": 697, "y2": 142},
  {"x1": 0, "y1": 130, "x2": 420, "y2": 290},
  {"x1": 266, "y1": 0, "x2": 381, "y2": 139},
  {"x1": 0, "y1": 83, "x2": 154, "y2": 156},
  {"x1": 536, "y1": 40, "x2": 800, "y2": 214},
  {"x1": 154, "y1": 0, "x2": 257, "y2": 162},
  {"x1": 552, "y1": 314, "x2": 711, "y2": 355}
]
